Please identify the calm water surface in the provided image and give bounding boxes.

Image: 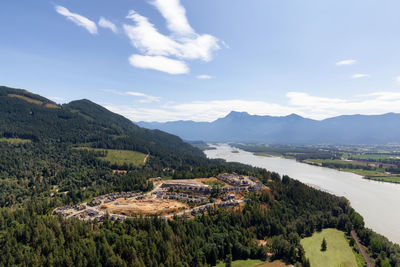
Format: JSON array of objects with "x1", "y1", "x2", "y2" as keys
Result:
[{"x1": 205, "y1": 144, "x2": 400, "y2": 244}]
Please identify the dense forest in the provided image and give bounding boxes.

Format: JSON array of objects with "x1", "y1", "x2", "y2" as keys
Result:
[{"x1": 0, "y1": 86, "x2": 399, "y2": 266}]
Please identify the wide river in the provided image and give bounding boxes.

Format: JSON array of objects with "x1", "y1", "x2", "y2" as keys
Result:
[{"x1": 205, "y1": 144, "x2": 400, "y2": 244}]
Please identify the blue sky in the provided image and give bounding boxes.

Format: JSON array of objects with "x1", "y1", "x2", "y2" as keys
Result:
[{"x1": 1, "y1": 0, "x2": 400, "y2": 121}]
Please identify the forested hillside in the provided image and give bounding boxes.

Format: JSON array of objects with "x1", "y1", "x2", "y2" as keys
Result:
[
  {"x1": 0, "y1": 86, "x2": 209, "y2": 206},
  {"x1": 0, "y1": 86, "x2": 399, "y2": 266}
]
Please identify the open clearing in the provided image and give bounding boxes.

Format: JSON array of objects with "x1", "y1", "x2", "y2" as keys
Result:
[
  {"x1": 366, "y1": 176, "x2": 400, "y2": 183},
  {"x1": 301, "y1": 228, "x2": 358, "y2": 267},
  {"x1": 0, "y1": 138, "x2": 32, "y2": 144},
  {"x1": 101, "y1": 197, "x2": 188, "y2": 216},
  {"x1": 76, "y1": 147, "x2": 147, "y2": 167},
  {"x1": 195, "y1": 177, "x2": 227, "y2": 187},
  {"x1": 215, "y1": 260, "x2": 286, "y2": 267}
]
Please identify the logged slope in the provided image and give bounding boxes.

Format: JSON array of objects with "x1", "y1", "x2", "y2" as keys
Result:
[{"x1": 138, "y1": 111, "x2": 400, "y2": 144}]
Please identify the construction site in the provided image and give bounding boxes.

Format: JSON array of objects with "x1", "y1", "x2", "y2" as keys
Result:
[{"x1": 52, "y1": 173, "x2": 265, "y2": 221}]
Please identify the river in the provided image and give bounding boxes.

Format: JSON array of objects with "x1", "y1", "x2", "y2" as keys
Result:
[{"x1": 205, "y1": 144, "x2": 400, "y2": 244}]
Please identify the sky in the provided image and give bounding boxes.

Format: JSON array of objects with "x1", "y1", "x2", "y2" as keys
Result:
[{"x1": 1, "y1": 0, "x2": 400, "y2": 122}]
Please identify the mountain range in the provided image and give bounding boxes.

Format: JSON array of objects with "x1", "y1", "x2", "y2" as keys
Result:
[{"x1": 138, "y1": 111, "x2": 400, "y2": 145}]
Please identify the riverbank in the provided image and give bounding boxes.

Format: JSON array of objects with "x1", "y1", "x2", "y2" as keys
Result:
[
  {"x1": 253, "y1": 152, "x2": 400, "y2": 185},
  {"x1": 301, "y1": 159, "x2": 400, "y2": 184},
  {"x1": 205, "y1": 144, "x2": 400, "y2": 244}
]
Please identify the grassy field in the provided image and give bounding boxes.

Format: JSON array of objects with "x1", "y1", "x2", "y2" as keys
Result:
[
  {"x1": 202, "y1": 180, "x2": 225, "y2": 187},
  {"x1": 343, "y1": 153, "x2": 400, "y2": 160},
  {"x1": 366, "y1": 176, "x2": 400, "y2": 184},
  {"x1": 215, "y1": 259, "x2": 266, "y2": 267},
  {"x1": 0, "y1": 138, "x2": 32, "y2": 144},
  {"x1": 215, "y1": 260, "x2": 287, "y2": 267},
  {"x1": 301, "y1": 228, "x2": 358, "y2": 267},
  {"x1": 76, "y1": 147, "x2": 147, "y2": 167},
  {"x1": 341, "y1": 168, "x2": 384, "y2": 176},
  {"x1": 254, "y1": 152, "x2": 274, "y2": 157}
]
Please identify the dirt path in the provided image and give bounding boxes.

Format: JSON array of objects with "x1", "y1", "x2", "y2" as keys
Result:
[
  {"x1": 351, "y1": 230, "x2": 375, "y2": 267},
  {"x1": 143, "y1": 154, "x2": 149, "y2": 163}
]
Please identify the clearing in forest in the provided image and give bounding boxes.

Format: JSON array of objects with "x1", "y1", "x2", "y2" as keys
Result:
[
  {"x1": 101, "y1": 197, "x2": 188, "y2": 216},
  {"x1": 76, "y1": 147, "x2": 147, "y2": 167},
  {"x1": 0, "y1": 137, "x2": 32, "y2": 144},
  {"x1": 215, "y1": 259, "x2": 286, "y2": 267},
  {"x1": 301, "y1": 228, "x2": 358, "y2": 267}
]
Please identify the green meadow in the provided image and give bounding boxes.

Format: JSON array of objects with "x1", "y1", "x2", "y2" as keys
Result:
[
  {"x1": 301, "y1": 228, "x2": 358, "y2": 267},
  {"x1": 76, "y1": 147, "x2": 148, "y2": 167}
]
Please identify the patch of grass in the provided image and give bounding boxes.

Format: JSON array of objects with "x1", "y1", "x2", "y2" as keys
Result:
[
  {"x1": 44, "y1": 103, "x2": 60, "y2": 109},
  {"x1": 347, "y1": 153, "x2": 400, "y2": 160},
  {"x1": 365, "y1": 176, "x2": 400, "y2": 184},
  {"x1": 341, "y1": 168, "x2": 384, "y2": 176},
  {"x1": 8, "y1": 94, "x2": 43, "y2": 105},
  {"x1": 76, "y1": 147, "x2": 147, "y2": 167},
  {"x1": 0, "y1": 138, "x2": 32, "y2": 144},
  {"x1": 202, "y1": 180, "x2": 225, "y2": 187},
  {"x1": 254, "y1": 152, "x2": 274, "y2": 157},
  {"x1": 301, "y1": 228, "x2": 358, "y2": 267},
  {"x1": 215, "y1": 259, "x2": 266, "y2": 267}
]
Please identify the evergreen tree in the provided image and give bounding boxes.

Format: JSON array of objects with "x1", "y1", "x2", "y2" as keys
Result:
[{"x1": 321, "y1": 238, "x2": 327, "y2": 251}]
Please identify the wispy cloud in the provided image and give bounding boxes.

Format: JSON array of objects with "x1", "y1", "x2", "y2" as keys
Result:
[
  {"x1": 125, "y1": 91, "x2": 160, "y2": 103},
  {"x1": 336, "y1": 59, "x2": 357, "y2": 66},
  {"x1": 106, "y1": 91, "x2": 400, "y2": 122},
  {"x1": 55, "y1": 5, "x2": 97, "y2": 35},
  {"x1": 103, "y1": 89, "x2": 161, "y2": 103},
  {"x1": 123, "y1": 0, "x2": 220, "y2": 74},
  {"x1": 98, "y1": 17, "x2": 118, "y2": 33},
  {"x1": 395, "y1": 76, "x2": 400, "y2": 84},
  {"x1": 197, "y1": 75, "x2": 214, "y2": 79},
  {"x1": 129, "y1": 54, "x2": 189, "y2": 74},
  {"x1": 351, "y1": 74, "x2": 369, "y2": 79}
]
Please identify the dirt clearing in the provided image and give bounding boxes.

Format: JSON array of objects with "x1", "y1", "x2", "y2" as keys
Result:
[{"x1": 101, "y1": 197, "x2": 188, "y2": 216}]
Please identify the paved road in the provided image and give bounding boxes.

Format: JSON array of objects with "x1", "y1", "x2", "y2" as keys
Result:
[{"x1": 351, "y1": 230, "x2": 375, "y2": 267}]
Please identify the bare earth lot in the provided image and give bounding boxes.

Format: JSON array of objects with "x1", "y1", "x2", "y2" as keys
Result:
[{"x1": 101, "y1": 197, "x2": 188, "y2": 216}]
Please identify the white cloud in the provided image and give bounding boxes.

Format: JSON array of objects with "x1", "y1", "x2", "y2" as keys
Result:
[
  {"x1": 351, "y1": 74, "x2": 369, "y2": 79},
  {"x1": 197, "y1": 75, "x2": 214, "y2": 79},
  {"x1": 129, "y1": 54, "x2": 189, "y2": 74},
  {"x1": 102, "y1": 89, "x2": 161, "y2": 103},
  {"x1": 106, "y1": 91, "x2": 400, "y2": 122},
  {"x1": 55, "y1": 5, "x2": 97, "y2": 35},
  {"x1": 336, "y1": 59, "x2": 357, "y2": 66},
  {"x1": 125, "y1": 91, "x2": 160, "y2": 103},
  {"x1": 124, "y1": 10, "x2": 219, "y2": 61},
  {"x1": 150, "y1": 0, "x2": 194, "y2": 36},
  {"x1": 123, "y1": 1, "x2": 220, "y2": 74},
  {"x1": 98, "y1": 17, "x2": 118, "y2": 33},
  {"x1": 107, "y1": 100, "x2": 296, "y2": 122},
  {"x1": 395, "y1": 76, "x2": 400, "y2": 84}
]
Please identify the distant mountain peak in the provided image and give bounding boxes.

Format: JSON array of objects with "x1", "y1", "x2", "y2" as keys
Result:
[
  {"x1": 286, "y1": 113, "x2": 304, "y2": 119},
  {"x1": 225, "y1": 111, "x2": 250, "y2": 118}
]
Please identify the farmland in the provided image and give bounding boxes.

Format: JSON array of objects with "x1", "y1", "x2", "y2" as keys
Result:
[{"x1": 234, "y1": 144, "x2": 400, "y2": 184}]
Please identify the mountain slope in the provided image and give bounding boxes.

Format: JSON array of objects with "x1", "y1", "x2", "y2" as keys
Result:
[
  {"x1": 0, "y1": 86, "x2": 212, "y2": 207},
  {"x1": 138, "y1": 111, "x2": 400, "y2": 144},
  {"x1": 0, "y1": 86, "x2": 204, "y2": 160}
]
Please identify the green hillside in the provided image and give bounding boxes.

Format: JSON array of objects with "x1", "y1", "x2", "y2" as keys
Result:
[
  {"x1": 0, "y1": 86, "x2": 208, "y2": 206},
  {"x1": 0, "y1": 86, "x2": 398, "y2": 267}
]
